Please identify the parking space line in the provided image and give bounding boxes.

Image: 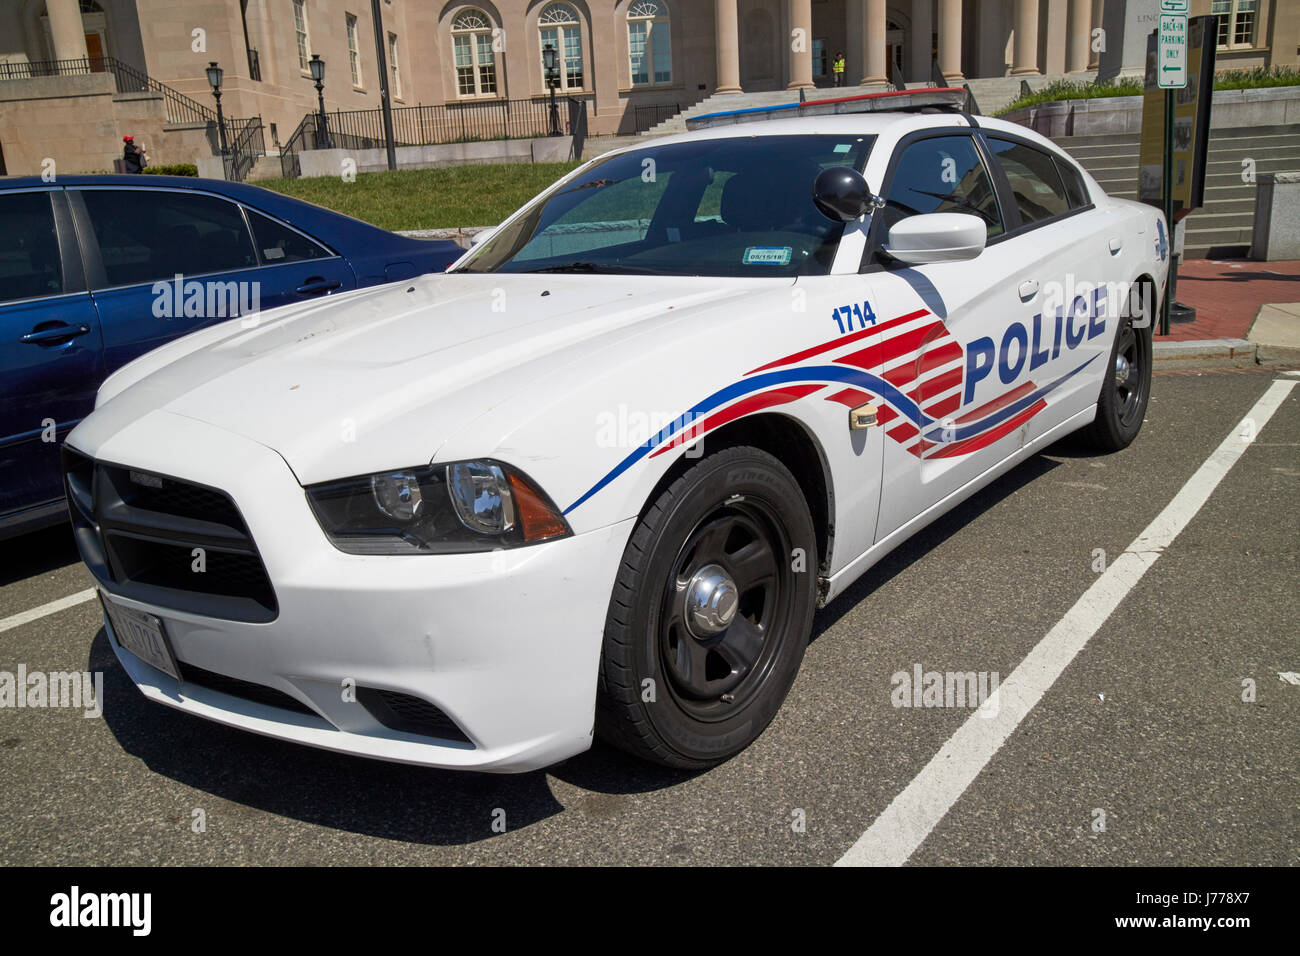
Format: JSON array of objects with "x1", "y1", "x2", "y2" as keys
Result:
[
  {"x1": 0, "y1": 589, "x2": 97, "y2": 635},
  {"x1": 837, "y1": 378, "x2": 1297, "y2": 867}
]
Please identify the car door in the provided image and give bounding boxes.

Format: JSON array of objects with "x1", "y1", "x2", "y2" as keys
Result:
[
  {"x1": 982, "y1": 135, "x2": 1116, "y2": 445},
  {"x1": 240, "y1": 205, "x2": 358, "y2": 308},
  {"x1": 70, "y1": 187, "x2": 355, "y2": 376},
  {"x1": 0, "y1": 188, "x2": 104, "y2": 524},
  {"x1": 861, "y1": 130, "x2": 1042, "y2": 542}
]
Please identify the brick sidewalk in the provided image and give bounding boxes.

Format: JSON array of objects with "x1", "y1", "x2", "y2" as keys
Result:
[{"x1": 1164, "y1": 258, "x2": 1300, "y2": 341}]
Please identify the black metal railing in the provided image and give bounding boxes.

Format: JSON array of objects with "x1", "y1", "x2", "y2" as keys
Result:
[
  {"x1": 222, "y1": 116, "x2": 265, "y2": 182},
  {"x1": 0, "y1": 56, "x2": 216, "y2": 127},
  {"x1": 633, "y1": 102, "x2": 680, "y2": 134},
  {"x1": 279, "y1": 96, "x2": 589, "y2": 179}
]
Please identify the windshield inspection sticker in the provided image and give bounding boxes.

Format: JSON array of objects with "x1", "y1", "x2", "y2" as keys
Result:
[{"x1": 743, "y1": 246, "x2": 792, "y2": 266}]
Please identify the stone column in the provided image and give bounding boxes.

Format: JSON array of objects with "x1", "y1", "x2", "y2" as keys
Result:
[
  {"x1": 1066, "y1": 0, "x2": 1091, "y2": 73},
  {"x1": 1010, "y1": 0, "x2": 1041, "y2": 76},
  {"x1": 910, "y1": 0, "x2": 933, "y2": 84},
  {"x1": 787, "y1": 0, "x2": 814, "y2": 90},
  {"x1": 1087, "y1": 0, "x2": 1102, "y2": 71},
  {"x1": 715, "y1": 0, "x2": 742, "y2": 94},
  {"x1": 937, "y1": 0, "x2": 963, "y2": 82},
  {"x1": 46, "y1": 0, "x2": 90, "y2": 62},
  {"x1": 861, "y1": 0, "x2": 888, "y2": 85}
]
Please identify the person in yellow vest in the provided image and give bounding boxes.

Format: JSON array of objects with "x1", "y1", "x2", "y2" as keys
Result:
[{"x1": 832, "y1": 52, "x2": 846, "y2": 87}]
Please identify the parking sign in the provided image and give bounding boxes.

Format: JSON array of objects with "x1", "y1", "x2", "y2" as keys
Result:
[{"x1": 1158, "y1": 14, "x2": 1188, "y2": 89}]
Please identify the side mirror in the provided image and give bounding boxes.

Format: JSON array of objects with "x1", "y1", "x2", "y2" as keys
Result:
[
  {"x1": 882, "y1": 213, "x2": 986, "y2": 265},
  {"x1": 813, "y1": 166, "x2": 883, "y2": 222}
]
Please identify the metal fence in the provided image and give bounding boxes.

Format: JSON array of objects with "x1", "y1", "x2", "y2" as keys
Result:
[
  {"x1": 221, "y1": 116, "x2": 265, "y2": 183},
  {"x1": 0, "y1": 56, "x2": 216, "y2": 127},
  {"x1": 632, "y1": 103, "x2": 680, "y2": 134},
  {"x1": 279, "y1": 96, "x2": 589, "y2": 179}
]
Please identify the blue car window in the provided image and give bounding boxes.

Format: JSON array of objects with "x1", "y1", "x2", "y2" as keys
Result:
[
  {"x1": 246, "y1": 209, "x2": 331, "y2": 264},
  {"x1": 885, "y1": 135, "x2": 1004, "y2": 238},
  {"x1": 986, "y1": 138, "x2": 1071, "y2": 225},
  {"x1": 81, "y1": 189, "x2": 257, "y2": 288},
  {"x1": 0, "y1": 192, "x2": 62, "y2": 303}
]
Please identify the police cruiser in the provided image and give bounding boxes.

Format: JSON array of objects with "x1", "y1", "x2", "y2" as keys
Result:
[{"x1": 65, "y1": 90, "x2": 1168, "y2": 771}]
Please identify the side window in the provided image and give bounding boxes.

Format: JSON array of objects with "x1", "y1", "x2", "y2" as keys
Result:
[
  {"x1": 0, "y1": 192, "x2": 63, "y2": 303},
  {"x1": 80, "y1": 189, "x2": 257, "y2": 288},
  {"x1": 247, "y1": 210, "x2": 332, "y2": 264},
  {"x1": 986, "y1": 138, "x2": 1071, "y2": 225},
  {"x1": 883, "y1": 135, "x2": 1003, "y2": 239},
  {"x1": 1054, "y1": 156, "x2": 1091, "y2": 209}
]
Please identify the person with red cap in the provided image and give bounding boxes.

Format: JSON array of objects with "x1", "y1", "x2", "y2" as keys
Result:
[{"x1": 122, "y1": 135, "x2": 147, "y2": 174}]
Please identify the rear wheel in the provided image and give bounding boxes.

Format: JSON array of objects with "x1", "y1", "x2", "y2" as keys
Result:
[
  {"x1": 595, "y1": 446, "x2": 817, "y2": 769},
  {"x1": 1081, "y1": 291, "x2": 1153, "y2": 452}
]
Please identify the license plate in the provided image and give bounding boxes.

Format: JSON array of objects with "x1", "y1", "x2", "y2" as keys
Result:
[{"x1": 100, "y1": 592, "x2": 180, "y2": 682}]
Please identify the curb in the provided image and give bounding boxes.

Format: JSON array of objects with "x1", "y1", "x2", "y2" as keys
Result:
[{"x1": 1153, "y1": 338, "x2": 1257, "y2": 369}]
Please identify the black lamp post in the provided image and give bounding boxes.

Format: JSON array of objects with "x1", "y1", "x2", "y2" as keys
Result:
[
  {"x1": 309, "y1": 53, "x2": 331, "y2": 148},
  {"x1": 205, "y1": 61, "x2": 228, "y2": 156},
  {"x1": 543, "y1": 43, "x2": 560, "y2": 136}
]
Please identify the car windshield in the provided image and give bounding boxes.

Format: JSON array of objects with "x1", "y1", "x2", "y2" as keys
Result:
[{"x1": 458, "y1": 134, "x2": 875, "y2": 278}]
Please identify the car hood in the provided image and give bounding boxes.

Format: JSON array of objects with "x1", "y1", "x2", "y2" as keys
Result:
[{"x1": 84, "y1": 272, "x2": 789, "y2": 484}]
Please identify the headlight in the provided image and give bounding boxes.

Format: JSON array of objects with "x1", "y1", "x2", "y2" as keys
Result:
[{"x1": 305, "y1": 459, "x2": 570, "y2": 554}]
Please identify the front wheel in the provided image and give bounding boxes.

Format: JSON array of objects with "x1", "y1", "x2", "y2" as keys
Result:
[
  {"x1": 1081, "y1": 297, "x2": 1153, "y2": 452},
  {"x1": 595, "y1": 446, "x2": 817, "y2": 769}
]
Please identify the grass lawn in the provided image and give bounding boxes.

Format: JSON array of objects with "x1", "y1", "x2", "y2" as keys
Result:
[
  {"x1": 994, "y1": 66, "x2": 1300, "y2": 115},
  {"x1": 255, "y1": 161, "x2": 581, "y2": 231}
]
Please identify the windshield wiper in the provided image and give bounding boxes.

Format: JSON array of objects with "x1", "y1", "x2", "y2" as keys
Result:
[{"x1": 523, "y1": 261, "x2": 662, "y2": 275}]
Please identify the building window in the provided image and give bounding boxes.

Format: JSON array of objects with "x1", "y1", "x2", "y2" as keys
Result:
[
  {"x1": 540, "y1": 2, "x2": 583, "y2": 91},
  {"x1": 293, "y1": 0, "x2": 311, "y2": 72},
  {"x1": 1212, "y1": 0, "x2": 1256, "y2": 48},
  {"x1": 628, "y1": 0, "x2": 671, "y2": 86},
  {"x1": 346, "y1": 13, "x2": 362, "y2": 87},
  {"x1": 452, "y1": 8, "x2": 498, "y2": 97},
  {"x1": 388, "y1": 32, "x2": 402, "y2": 100}
]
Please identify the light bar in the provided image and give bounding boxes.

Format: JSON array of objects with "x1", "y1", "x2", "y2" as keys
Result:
[{"x1": 685, "y1": 88, "x2": 973, "y2": 132}]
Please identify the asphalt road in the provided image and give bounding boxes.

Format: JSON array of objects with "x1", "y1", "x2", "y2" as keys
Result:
[{"x1": 1, "y1": 365, "x2": 1296, "y2": 866}]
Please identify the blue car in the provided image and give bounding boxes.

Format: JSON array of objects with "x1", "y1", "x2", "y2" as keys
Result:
[{"x1": 0, "y1": 175, "x2": 464, "y2": 540}]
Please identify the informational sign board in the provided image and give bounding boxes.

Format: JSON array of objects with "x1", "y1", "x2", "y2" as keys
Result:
[
  {"x1": 1158, "y1": 14, "x2": 1187, "y2": 88},
  {"x1": 1138, "y1": 15, "x2": 1217, "y2": 219}
]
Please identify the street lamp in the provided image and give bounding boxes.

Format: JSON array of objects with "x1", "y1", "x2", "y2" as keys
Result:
[
  {"x1": 309, "y1": 53, "x2": 331, "y2": 149},
  {"x1": 205, "y1": 61, "x2": 228, "y2": 156},
  {"x1": 542, "y1": 43, "x2": 560, "y2": 136}
]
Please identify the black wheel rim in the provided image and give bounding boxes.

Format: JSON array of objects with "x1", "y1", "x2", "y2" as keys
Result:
[
  {"x1": 657, "y1": 498, "x2": 794, "y2": 721},
  {"x1": 1113, "y1": 321, "x2": 1145, "y2": 430}
]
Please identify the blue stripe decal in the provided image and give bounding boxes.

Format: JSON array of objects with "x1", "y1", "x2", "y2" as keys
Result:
[
  {"x1": 689, "y1": 102, "x2": 800, "y2": 122},
  {"x1": 919, "y1": 354, "x2": 1098, "y2": 444},
  {"x1": 564, "y1": 354, "x2": 1097, "y2": 514}
]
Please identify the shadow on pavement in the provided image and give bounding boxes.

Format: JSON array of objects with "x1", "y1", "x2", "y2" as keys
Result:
[{"x1": 0, "y1": 521, "x2": 80, "y2": 588}]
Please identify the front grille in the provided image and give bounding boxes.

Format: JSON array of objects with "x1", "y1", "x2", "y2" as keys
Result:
[
  {"x1": 178, "y1": 662, "x2": 316, "y2": 716},
  {"x1": 64, "y1": 447, "x2": 278, "y2": 622},
  {"x1": 357, "y1": 687, "x2": 472, "y2": 744}
]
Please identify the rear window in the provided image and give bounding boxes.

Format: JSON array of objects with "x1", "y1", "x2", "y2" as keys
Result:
[
  {"x1": 986, "y1": 138, "x2": 1071, "y2": 225},
  {"x1": 1054, "y1": 157, "x2": 1091, "y2": 209}
]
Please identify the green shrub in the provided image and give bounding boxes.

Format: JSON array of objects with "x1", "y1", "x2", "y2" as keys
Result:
[
  {"x1": 146, "y1": 164, "x2": 199, "y2": 177},
  {"x1": 995, "y1": 66, "x2": 1300, "y2": 115}
]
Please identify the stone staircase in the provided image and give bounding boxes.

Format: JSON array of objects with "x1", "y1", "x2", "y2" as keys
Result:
[
  {"x1": 641, "y1": 72, "x2": 1104, "y2": 137},
  {"x1": 1056, "y1": 126, "x2": 1300, "y2": 258}
]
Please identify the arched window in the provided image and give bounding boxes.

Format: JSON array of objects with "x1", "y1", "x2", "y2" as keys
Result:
[
  {"x1": 452, "y1": 8, "x2": 497, "y2": 97},
  {"x1": 628, "y1": 1, "x2": 671, "y2": 86},
  {"x1": 539, "y1": 2, "x2": 583, "y2": 91}
]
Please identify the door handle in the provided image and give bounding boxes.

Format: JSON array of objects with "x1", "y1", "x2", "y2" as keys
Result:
[
  {"x1": 1017, "y1": 279, "x2": 1039, "y2": 301},
  {"x1": 1108, "y1": 237, "x2": 1123, "y2": 254},
  {"x1": 296, "y1": 277, "x2": 342, "y2": 296},
  {"x1": 20, "y1": 324, "x2": 91, "y2": 346}
]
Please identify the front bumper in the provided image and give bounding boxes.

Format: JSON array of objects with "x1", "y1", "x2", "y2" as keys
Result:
[{"x1": 71, "y1": 410, "x2": 634, "y2": 772}]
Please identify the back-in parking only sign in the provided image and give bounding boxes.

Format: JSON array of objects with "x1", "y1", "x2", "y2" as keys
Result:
[{"x1": 1158, "y1": 13, "x2": 1188, "y2": 89}]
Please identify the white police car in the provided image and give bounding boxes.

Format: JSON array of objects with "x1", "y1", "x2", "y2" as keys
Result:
[{"x1": 65, "y1": 90, "x2": 1168, "y2": 771}]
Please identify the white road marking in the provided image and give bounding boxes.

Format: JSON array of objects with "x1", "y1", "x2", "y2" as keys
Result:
[
  {"x1": 0, "y1": 589, "x2": 97, "y2": 635},
  {"x1": 837, "y1": 378, "x2": 1297, "y2": 867}
]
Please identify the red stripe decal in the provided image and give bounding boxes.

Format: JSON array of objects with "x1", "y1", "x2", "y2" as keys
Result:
[
  {"x1": 916, "y1": 341, "x2": 963, "y2": 377},
  {"x1": 910, "y1": 365, "x2": 963, "y2": 404},
  {"x1": 955, "y1": 380, "x2": 1037, "y2": 424},
  {"x1": 649, "y1": 384, "x2": 824, "y2": 457},
  {"x1": 836, "y1": 321, "x2": 944, "y2": 372},
  {"x1": 825, "y1": 387, "x2": 875, "y2": 408},
  {"x1": 929, "y1": 400, "x2": 1045, "y2": 459},
  {"x1": 746, "y1": 308, "x2": 929, "y2": 374},
  {"x1": 922, "y1": 392, "x2": 961, "y2": 420}
]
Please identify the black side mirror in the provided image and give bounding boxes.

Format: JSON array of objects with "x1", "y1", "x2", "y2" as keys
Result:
[{"x1": 813, "y1": 166, "x2": 882, "y2": 222}]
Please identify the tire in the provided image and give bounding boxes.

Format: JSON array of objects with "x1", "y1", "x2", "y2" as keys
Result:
[
  {"x1": 595, "y1": 446, "x2": 818, "y2": 769},
  {"x1": 1080, "y1": 293, "x2": 1153, "y2": 452}
]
